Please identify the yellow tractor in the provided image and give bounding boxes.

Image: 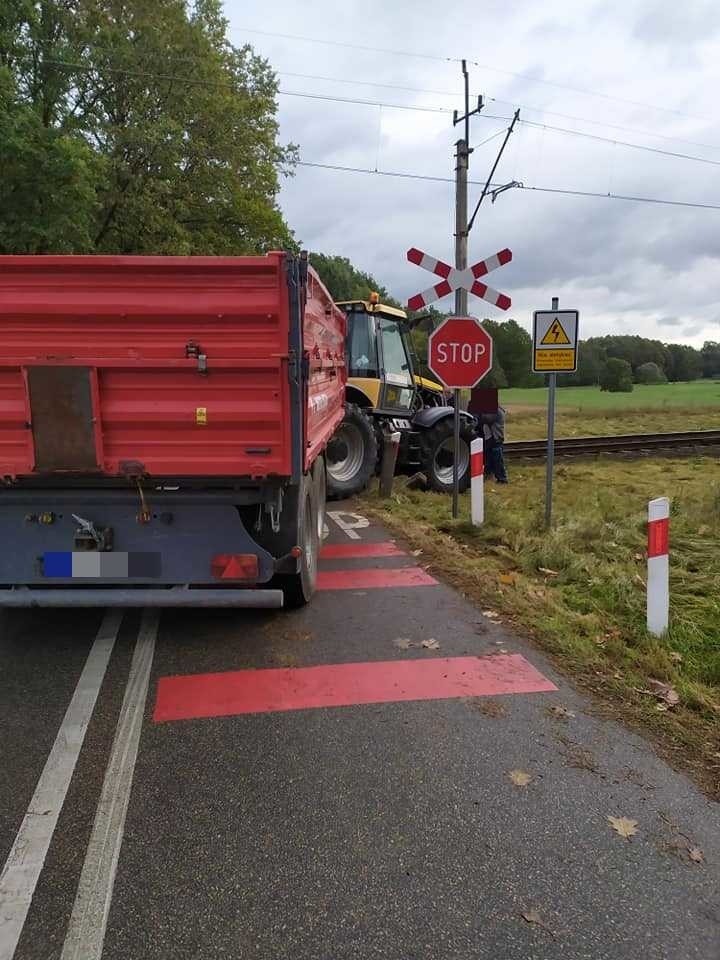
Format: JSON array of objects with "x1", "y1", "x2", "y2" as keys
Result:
[{"x1": 325, "y1": 295, "x2": 477, "y2": 498}]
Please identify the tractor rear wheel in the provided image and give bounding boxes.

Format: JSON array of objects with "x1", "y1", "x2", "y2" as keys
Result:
[
  {"x1": 420, "y1": 418, "x2": 472, "y2": 494},
  {"x1": 326, "y1": 404, "x2": 378, "y2": 499}
]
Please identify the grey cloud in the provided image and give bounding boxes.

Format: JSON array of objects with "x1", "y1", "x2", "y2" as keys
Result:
[{"x1": 633, "y1": 0, "x2": 720, "y2": 45}]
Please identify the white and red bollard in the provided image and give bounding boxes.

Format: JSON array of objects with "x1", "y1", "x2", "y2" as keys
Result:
[
  {"x1": 470, "y1": 437, "x2": 484, "y2": 526},
  {"x1": 647, "y1": 497, "x2": 670, "y2": 636}
]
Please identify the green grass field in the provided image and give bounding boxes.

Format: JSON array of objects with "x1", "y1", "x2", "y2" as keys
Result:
[
  {"x1": 365, "y1": 456, "x2": 720, "y2": 795},
  {"x1": 498, "y1": 381, "x2": 720, "y2": 440},
  {"x1": 502, "y1": 380, "x2": 720, "y2": 411}
]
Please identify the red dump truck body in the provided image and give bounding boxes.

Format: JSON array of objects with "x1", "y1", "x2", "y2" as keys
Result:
[
  {"x1": 0, "y1": 252, "x2": 344, "y2": 481},
  {"x1": 0, "y1": 252, "x2": 345, "y2": 608}
]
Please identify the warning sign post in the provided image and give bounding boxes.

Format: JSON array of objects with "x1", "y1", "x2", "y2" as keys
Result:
[{"x1": 532, "y1": 302, "x2": 580, "y2": 526}]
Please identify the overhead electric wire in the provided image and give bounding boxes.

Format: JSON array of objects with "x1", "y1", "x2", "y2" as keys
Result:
[
  {"x1": 24, "y1": 57, "x2": 720, "y2": 170},
  {"x1": 296, "y1": 160, "x2": 720, "y2": 210},
  {"x1": 519, "y1": 117, "x2": 720, "y2": 168},
  {"x1": 276, "y1": 69, "x2": 720, "y2": 153},
  {"x1": 239, "y1": 26, "x2": 712, "y2": 121},
  {"x1": 279, "y1": 89, "x2": 449, "y2": 114}
]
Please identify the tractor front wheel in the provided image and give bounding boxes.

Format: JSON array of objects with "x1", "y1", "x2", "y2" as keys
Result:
[{"x1": 420, "y1": 418, "x2": 472, "y2": 494}]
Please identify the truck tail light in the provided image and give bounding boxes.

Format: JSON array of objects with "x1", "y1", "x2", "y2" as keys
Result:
[{"x1": 211, "y1": 554, "x2": 259, "y2": 581}]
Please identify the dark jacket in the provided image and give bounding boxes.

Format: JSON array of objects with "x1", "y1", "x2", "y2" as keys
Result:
[{"x1": 479, "y1": 406, "x2": 505, "y2": 443}]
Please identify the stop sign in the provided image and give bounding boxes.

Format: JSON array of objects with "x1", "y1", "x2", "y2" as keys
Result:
[{"x1": 427, "y1": 317, "x2": 493, "y2": 389}]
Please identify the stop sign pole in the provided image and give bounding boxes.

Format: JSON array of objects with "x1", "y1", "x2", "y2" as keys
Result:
[{"x1": 428, "y1": 317, "x2": 493, "y2": 516}]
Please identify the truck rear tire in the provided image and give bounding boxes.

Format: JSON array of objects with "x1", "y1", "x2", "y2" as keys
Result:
[
  {"x1": 420, "y1": 418, "x2": 472, "y2": 494},
  {"x1": 279, "y1": 481, "x2": 319, "y2": 608},
  {"x1": 326, "y1": 404, "x2": 377, "y2": 500},
  {"x1": 312, "y1": 454, "x2": 327, "y2": 541}
]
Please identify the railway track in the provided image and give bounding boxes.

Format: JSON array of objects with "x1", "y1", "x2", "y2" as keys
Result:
[{"x1": 504, "y1": 428, "x2": 720, "y2": 459}]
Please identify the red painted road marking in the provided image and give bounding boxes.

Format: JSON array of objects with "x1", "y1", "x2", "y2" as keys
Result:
[
  {"x1": 153, "y1": 654, "x2": 557, "y2": 722},
  {"x1": 320, "y1": 541, "x2": 406, "y2": 560},
  {"x1": 317, "y1": 567, "x2": 437, "y2": 590}
]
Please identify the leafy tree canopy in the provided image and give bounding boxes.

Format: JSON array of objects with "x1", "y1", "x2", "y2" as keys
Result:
[
  {"x1": 0, "y1": 0, "x2": 295, "y2": 254},
  {"x1": 600, "y1": 357, "x2": 634, "y2": 393}
]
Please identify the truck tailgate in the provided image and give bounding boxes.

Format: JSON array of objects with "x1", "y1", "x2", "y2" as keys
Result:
[{"x1": 0, "y1": 254, "x2": 295, "y2": 480}]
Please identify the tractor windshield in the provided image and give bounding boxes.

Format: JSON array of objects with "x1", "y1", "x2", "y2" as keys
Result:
[
  {"x1": 378, "y1": 318, "x2": 412, "y2": 387},
  {"x1": 346, "y1": 311, "x2": 379, "y2": 378}
]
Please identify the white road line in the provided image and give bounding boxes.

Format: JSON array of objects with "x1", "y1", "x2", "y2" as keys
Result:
[
  {"x1": 61, "y1": 609, "x2": 159, "y2": 960},
  {"x1": 327, "y1": 510, "x2": 369, "y2": 540},
  {"x1": 0, "y1": 610, "x2": 123, "y2": 960}
]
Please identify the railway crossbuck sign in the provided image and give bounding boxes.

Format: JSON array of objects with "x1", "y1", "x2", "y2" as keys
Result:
[{"x1": 406, "y1": 247, "x2": 513, "y2": 312}]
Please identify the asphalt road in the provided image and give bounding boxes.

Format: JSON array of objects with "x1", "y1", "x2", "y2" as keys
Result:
[{"x1": 1, "y1": 503, "x2": 719, "y2": 960}]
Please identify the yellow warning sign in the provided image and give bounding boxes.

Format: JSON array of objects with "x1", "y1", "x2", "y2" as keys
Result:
[
  {"x1": 534, "y1": 349, "x2": 575, "y2": 371},
  {"x1": 540, "y1": 319, "x2": 571, "y2": 345}
]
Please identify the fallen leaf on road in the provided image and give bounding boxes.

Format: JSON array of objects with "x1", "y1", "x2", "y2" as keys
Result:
[
  {"x1": 473, "y1": 699, "x2": 507, "y2": 718},
  {"x1": 608, "y1": 815, "x2": 638, "y2": 839},
  {"x1": 421, "y1": 638, "x2": 440, "y2": 650},
  {"x1": 481, "y1": 609, "x2": 500, "y2": 620},
  {"x1": 688, "y1": 847, "x2": 704, "y2": 863},
  {"x1": 669, "y1": 651, "x2": 683, "y2": 664},
  {"x1": 393, "y1": 638, "x2": 414, "y2": 650},
  {"x1": 521, "y1": 909, "x2": 556, "y2": 939},
  {"x1": 538, "y1": 567, "x2": 559, "y2": 577},
  {"x1": 648, "y1": 679, "x2": 680, "y2": 707},
  {"x1": 548, "y1": 705, "x2": 575, "y2": 721},
  {"x1": 509, "y1": 769, "x2": 533, "y2": 787}
]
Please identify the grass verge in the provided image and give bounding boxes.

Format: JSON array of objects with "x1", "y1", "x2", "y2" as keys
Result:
[
  {"x1": 363, "y1": 456, "x2": 720, "y2": 798},
  {"x1": 506, "y1": 406, "x2": 720, "y2": 441}
]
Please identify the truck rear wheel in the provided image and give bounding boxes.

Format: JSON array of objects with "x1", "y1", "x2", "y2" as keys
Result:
[
  {"x1": 313, "y1": 454, "x2": 327, "y2": 541},
  {"x1": 420, "y1": 418, "x2": 472, "y2": 494},
  {"x1": 326, "y1": 404, "x2": 377, "y2": 500},
  {"x1": 279, "y1": 481, "x2": 319, "y2": 608}
]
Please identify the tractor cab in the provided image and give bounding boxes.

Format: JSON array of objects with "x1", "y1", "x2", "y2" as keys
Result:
[{"x1": 340, "y1": 298, "x2": 417, "y2": 415}]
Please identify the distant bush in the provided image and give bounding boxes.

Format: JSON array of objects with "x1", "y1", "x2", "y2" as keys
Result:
[
  {"x1": 600, "y1": 358, "x2": 634, "y2": 393},
  {"x1": 635, "y1": 362, "x2": 667, "y2": 385}
]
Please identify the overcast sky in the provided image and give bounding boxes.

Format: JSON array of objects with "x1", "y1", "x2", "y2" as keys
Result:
[{"x1": 227, "y1": 1, "x2": 720, "y2": 346}]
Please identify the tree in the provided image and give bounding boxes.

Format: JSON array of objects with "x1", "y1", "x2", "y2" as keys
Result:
[
  {"x1": 701, "y1": 342, "x2": 720, "y2": 379},
  {"x1": 482, "y1": 318, "x2": 542, "y2": 388},
  {"x1": 635, "y1": 362, "x2": 666, "y2": 384},
  {"x1": 600, "y1": 357, "x2": 634, "y2": 392},
  {"x1": 482, "y1": 361, "x2": 509, "y2": 389},
  {"x1": 0, "y1": 68, "x2": 101, "y2": 252},
  {"x1": 310, "y1": 253, "x2": 396, "y2": 304},
  {"x1": 589, "y1": 335, "x2": 669, "y2": 376},
  {"x1": 563, "y1": 341, "x2": 606, "y2": 387},
  {"x1": 665, "y1": 343, "x2": 703, "y2": 382},
  {"x1": 0, "y1": 0, "x2": 295, "y2": 254}
]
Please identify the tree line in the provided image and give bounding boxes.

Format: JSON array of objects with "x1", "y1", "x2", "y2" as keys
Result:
[
  {"x1": 0, "y1": 0, "x2": 294, "y2": 256},
  {"x1": 311, "y1": 254, "x2": 720, "y2": 391}
]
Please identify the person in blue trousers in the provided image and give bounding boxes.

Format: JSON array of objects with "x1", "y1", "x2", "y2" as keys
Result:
[{"x1": 479, "y1": 406, "x2": 508, "y2": 483}]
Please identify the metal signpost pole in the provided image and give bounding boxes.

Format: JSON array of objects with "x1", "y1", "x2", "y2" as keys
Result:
[
  {"x1": 453, "y1": 137, "x2": 469, "y2": 519},
  {"x1": 545, "y1": 296, "x2": 559, "y2": 527}
]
